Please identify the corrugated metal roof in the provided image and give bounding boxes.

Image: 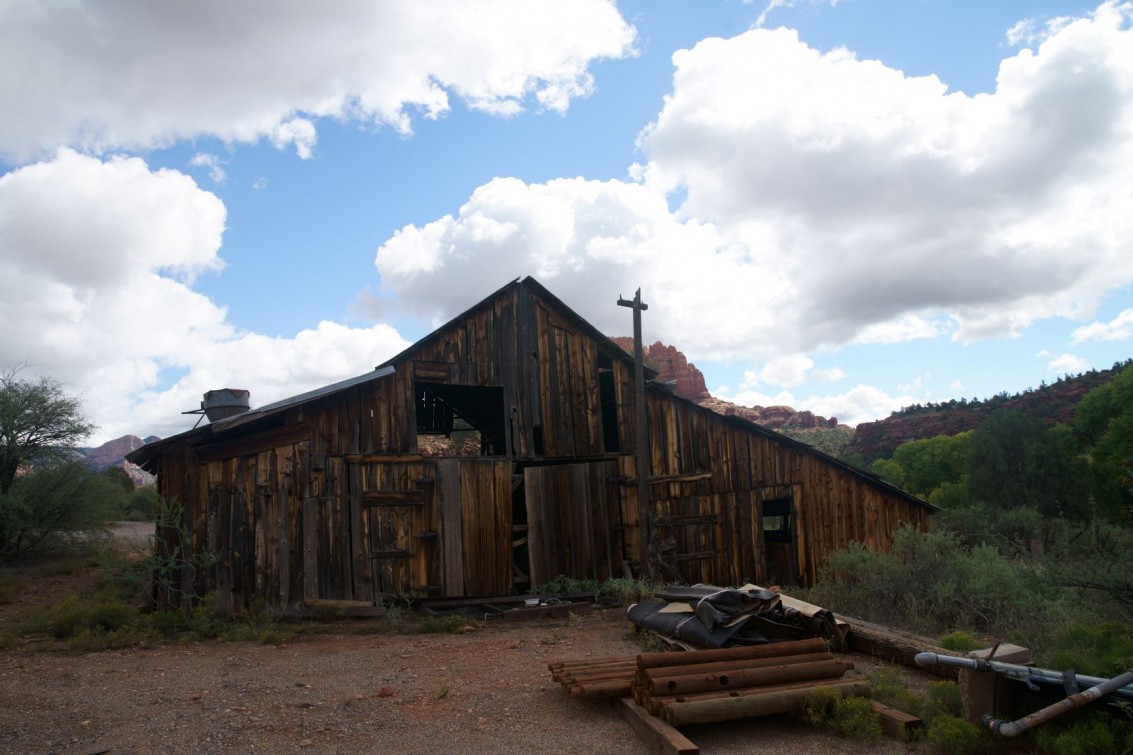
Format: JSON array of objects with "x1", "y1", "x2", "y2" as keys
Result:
[
  {"x1": 127, "y1": 366, "x2": 396, "y2": 469},
  {"x1": 210, "y1": 366, "x2": 395, "y2": 433}
]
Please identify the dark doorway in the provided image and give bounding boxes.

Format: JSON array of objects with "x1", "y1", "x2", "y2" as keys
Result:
[{"x1": 760, "y1": 496, "x2": 797, "y2": 586}]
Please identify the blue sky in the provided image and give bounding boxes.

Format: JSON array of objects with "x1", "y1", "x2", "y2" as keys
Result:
[{"x1": 1, "y1": 0, "x2": 1131, "y2": 444}]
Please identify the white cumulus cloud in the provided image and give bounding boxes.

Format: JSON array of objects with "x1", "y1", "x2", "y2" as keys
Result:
[
  {"x1": 0, "y1": 150, "x2": 409, "y2": 443},
  {"x1": 371, "y1": 4, "x2": 1133, "y2": 372},
  {"x1": 0, "y1": 0, "x2": 637, "y2": 162}
]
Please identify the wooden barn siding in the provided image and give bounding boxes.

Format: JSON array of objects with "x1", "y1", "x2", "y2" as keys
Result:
[
  {"x1": 381, "y1": 287, "x2": 614, "y2": 460},
  {"x1": 617, "y1": 390, "x2": 930, "y2": 587}
]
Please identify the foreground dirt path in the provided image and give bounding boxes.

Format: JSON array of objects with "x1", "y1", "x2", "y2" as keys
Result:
[{"x1": 0, "y1": 608, "x2": 920, "y2": 754}]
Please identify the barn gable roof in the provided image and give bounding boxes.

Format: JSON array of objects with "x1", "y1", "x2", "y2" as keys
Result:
[
  {"x1": 376, "y1": 276, "x2": 658, "y2": 380},
  {"x1": 127, "y1": 276, "x2": 933, "y2": 512}
]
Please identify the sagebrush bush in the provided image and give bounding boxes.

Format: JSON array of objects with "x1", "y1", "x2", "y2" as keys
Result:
[
  {"x1": 922, "y1": 680, "x2": 963, "y2": 724},
  {"x1": 598, "y1": 577, "x2": 654, "y2": 605},
  {"x1": 939, "y1": 630, "x2": 982, "y2": 652},
  {"x1": 803, "y1": 526, "x2": 1074, "y2": 641},
  {"x1": 867, "y1": 666, "x2": 922, "y2": 717},
  {"x1": 1048, "y1": 621, "x2": 1133, "y2": 677},
  {"x1": 49, "y1": 592, "x2": 136, "y2": 638},
  {"x1": 805, "y1": 687, "x2": 882, "y2": 742},
  {"x1": 925, "y1": 714, "x2": 986, "y2": 754},
  {"x1": 530, "y1": 574, "x2": 600, "y2": 595},
  {"x1": 1034, "y1": 713, "x2": 1133, "y2": 755}
]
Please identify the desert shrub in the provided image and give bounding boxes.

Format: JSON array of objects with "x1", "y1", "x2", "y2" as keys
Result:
[
  {"x1": 1047, "y1": 621, "x2": 1133, "y2": 677},
  {"x1": 1033, "y1": 713, "x2": 1133, "y2": 755},
  {"x1": 530, "y1": 574, "x2": 599, "y2": 595},
  {"x1": 867, "y1": 666, "x2": 922, "y2": 717},
  {"x1": 598, "y1": 577, "x2": 654, "y2": 605},
  {"x1": 0, "y1": 571, "x2": 17, "y2": 604},
  {"x1": 922, "y1": 680, "x2": 963, "y2": 724},
  {"x1": 382, "y1": 599, "x2": 411, "y2": 630},
  {"x1": 124, "y1": 485, "x2": 161, "y2": 521},
  {"x1": 805, "y1": 686, "x2": 881, "y2": 741},
  {"x1": 0, "y1": 461, "x2": 123, "y2": 562},
  {"x1": 805, "y1": 526, "x2": 1072, "y2": 640},
  {"x1": 48, "y1": 591, "x2": 136, "y2": 638},
  {"x1": 926, "y1": 714, "x2": 987, "y2": 754},
  {"x1": 939, "y1": 630, "x2": 982, "y2": 652}
]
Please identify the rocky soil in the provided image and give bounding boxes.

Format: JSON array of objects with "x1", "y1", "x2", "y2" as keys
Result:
[{"x1": 0, "y1": 531, "x2": 924, "y2": 754}]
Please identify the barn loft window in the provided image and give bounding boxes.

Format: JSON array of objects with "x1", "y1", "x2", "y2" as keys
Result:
[{"x1": 416, "y1": 382, "x2": 506, "y2": 456}]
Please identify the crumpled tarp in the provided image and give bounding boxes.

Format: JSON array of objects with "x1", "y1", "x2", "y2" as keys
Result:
[{"x1": 627, "y1": 583, "x2": 847, "y2": 651}]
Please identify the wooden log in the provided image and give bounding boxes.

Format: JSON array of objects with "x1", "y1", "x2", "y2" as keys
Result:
[
  {"x1": 616, "y1": 698, "x2": 699, "y2": 755},
  {"x1": 663, "y1": 680, "x2": 871, "y2": 727},
  {"x1": 637, "y1": 638, "x2": 827, "y2": 670},
  {"x1": 843, "y1": 617, "x2": 958, "y2": 679},
  {"x1": 649, "y1": 658, "x2": 854, "y2": 697}
]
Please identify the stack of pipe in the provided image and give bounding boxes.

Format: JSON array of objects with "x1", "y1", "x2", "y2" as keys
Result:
[
  {"x1": 548, "y1": 654, "x2": 638, "y2": 699},
  {"x1": 550, "y1": 638, "x2": 868, "y2": 726}
]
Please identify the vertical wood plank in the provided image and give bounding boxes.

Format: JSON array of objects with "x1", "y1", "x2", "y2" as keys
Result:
[
  {"x1": 438, "y1": 459, "x2": 464, "y2": 596},
  {"x1": 303, "y1": 496, "x2": 318, "y2": 600}
]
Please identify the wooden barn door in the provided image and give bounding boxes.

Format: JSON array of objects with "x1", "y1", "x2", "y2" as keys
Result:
[
  {"x1": 435, "y1": 458, "x2": 513, "y2": 597},
  {"x1": 524, "y1": 461, "x2": 619, "y2": 586}
]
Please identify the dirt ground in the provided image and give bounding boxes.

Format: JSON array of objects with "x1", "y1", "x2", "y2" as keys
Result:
[{"x1": 0, "y1": 528, "x2": 927, "y2": 754}]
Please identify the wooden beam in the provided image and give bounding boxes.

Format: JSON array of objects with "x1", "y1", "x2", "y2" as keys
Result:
[
  {"x1": 615, "y1": 698, "x2": 699, "y2": 755},
  {"x1": 304, "y1": 598, "x2": 374, "y2": 609},
  {"x1": 870, "y1": 701, "x2": 924, "y2": 742},
  {"x1": 620, "y1": 471, "x2": 713, "y2": 486},
  {"x1": 362, "y1": 489, "x2": 425, "y2": 503},
  {"x1": 342, "y1": 454, "x2": 424, "y2": 463}
]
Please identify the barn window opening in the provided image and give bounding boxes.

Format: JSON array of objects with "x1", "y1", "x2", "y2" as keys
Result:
[
  {"x1": 761, "y1": 497, "x2": 793, "y2": 544},
  {"x1": 598, "y1": 351, "x2": 620, "y2": 453},
  {"x1": 416, "y1": 382, "x2": 506, "y2": 456}
]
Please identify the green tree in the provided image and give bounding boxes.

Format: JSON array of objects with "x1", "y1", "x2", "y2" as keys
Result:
[
  {"x1": 891, "y1": 432, "x2": 972, "y2": 498},
  {"x1": 0, "y1": 368, "x2": 106, "y2": 561},
  {"x1": 103, "y1": 465, "x2": 135, "y2": 495},
  {"x1": 1075, "y1": 364, "x2": 1133, "y2": 522},
  {"x1": 0, "y1": 460, "x2": 122, "y2": 560},
  {"x1": 967, "y1": 411, "x2": 1089, "y2": 519},
  {"x1": 0, "y1": 368, "x2": 94, "y2": 495}
]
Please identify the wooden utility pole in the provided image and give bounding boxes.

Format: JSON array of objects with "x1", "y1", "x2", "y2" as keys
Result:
[{"x1": 617, "y1": 288, "x2": 657, "y2": 582}]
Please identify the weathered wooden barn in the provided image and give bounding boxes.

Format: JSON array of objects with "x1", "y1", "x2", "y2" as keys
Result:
[{"x1": 129, "y1": 277, "x2": 933, "y2": 612}]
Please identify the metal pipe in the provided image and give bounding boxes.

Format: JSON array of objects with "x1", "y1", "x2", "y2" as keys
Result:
[
  {"x1": 915, "y1": 652, "x2": 1133, "y2": 703},
  {"x1": 980, "y1": 669, "x2": 1133, "y2": 737}
]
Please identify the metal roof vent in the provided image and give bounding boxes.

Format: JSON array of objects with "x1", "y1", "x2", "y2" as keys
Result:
[{"x1": 201, "y1": 389, "x2": 250, "y2": 422}]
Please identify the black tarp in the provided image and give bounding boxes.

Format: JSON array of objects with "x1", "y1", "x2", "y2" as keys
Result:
[{"x1": 627, "y1": 584, "x2": 846, "y2": 651}]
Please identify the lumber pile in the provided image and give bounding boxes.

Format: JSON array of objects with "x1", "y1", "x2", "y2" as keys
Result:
[{"x1": 550, "y1": 638, "x2": 868, "y2": 726}]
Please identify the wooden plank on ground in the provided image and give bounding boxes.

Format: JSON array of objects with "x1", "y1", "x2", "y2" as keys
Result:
[
  {"x1": 869, "y1": 700, "x2": 923, "y2": 742},
  {"x1": 615, "y1": 698, "x2": 699, "y2": 755}
]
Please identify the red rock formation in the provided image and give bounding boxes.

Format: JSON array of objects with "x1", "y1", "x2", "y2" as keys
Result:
[
  {"x1": 84, "y1": 434, "x2": 149, "y2": 469},
  {"x1": 611, "y1": 338, "x2": 710, "y2": 402}
]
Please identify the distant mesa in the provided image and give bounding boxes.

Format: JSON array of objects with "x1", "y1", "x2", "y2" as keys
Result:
[{"x1": 81, "y1": 434, "x2": 157, "y2": 487}]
